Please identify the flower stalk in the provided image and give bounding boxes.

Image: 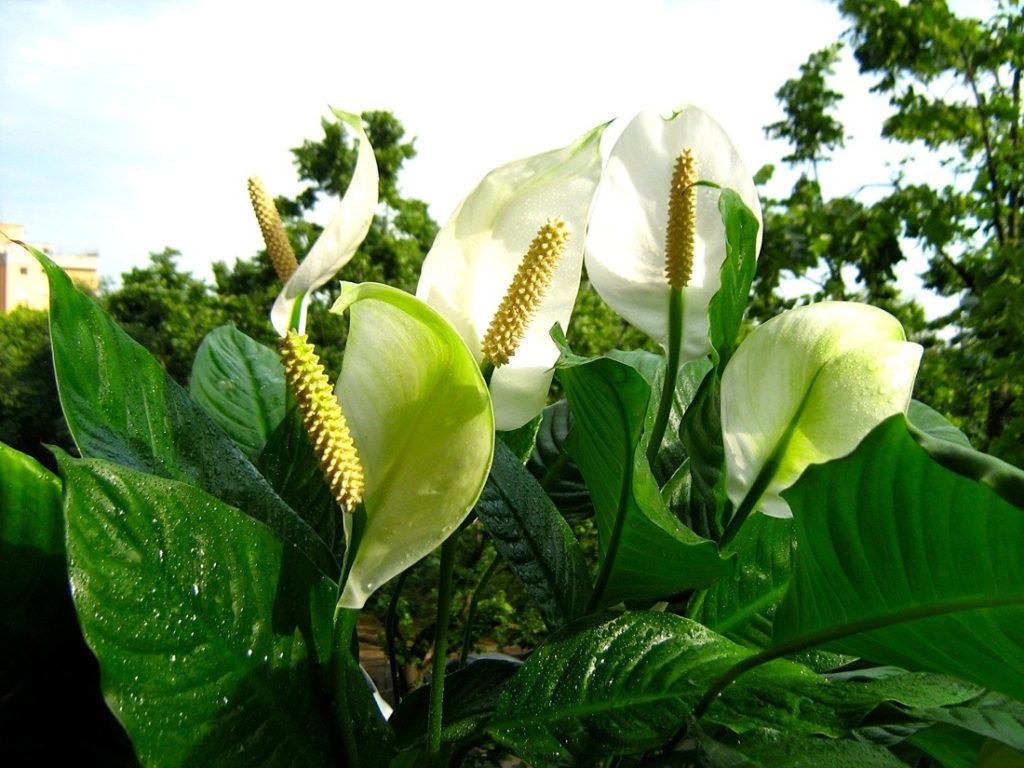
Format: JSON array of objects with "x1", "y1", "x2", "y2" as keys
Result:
[{"x1": 646, "y1": 150, "x2": 697, "y2": 465}]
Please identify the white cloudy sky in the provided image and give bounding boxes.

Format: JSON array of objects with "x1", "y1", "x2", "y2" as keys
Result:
[{"x1": 0, "y1": 0, "x2": 989, "y2": 298}]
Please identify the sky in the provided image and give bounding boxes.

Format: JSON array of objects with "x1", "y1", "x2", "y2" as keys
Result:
[{"x1": 0, "y1": 0, "x2": 988, "y2": 307}]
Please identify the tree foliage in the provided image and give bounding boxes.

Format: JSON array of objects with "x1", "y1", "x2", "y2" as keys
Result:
[
  {"x1": 756, "y1": 0, "x2": 1022, "y2": 466},
  {"x1": 0, "y1": 307, "x2": 74, "y2": 470}
]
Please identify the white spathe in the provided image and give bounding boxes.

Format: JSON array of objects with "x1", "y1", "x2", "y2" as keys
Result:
[
  {"x1": 270, "y1": 109, "x2": 378, "y2": 336},
  {"x1": 416, "y1": 124, "x2": 606, "y2": 431},
  {"x1": 721, "y1": 301, "x2": 922, "y2": 519},
  {"x1": 585, "y1": 105, "x2": 762, "y2": 360}
]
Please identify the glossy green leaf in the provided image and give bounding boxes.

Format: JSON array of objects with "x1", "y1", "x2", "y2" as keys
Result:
[
  {"x1": 525, "y1": 399, "x2": 592, "y2": 523},
  {"x1": 557, "y1": 354, "x2": 729, "y2": 606},
  {"x1": 59, "y1": 453, "x2": 337, "y2": 767},
  {"x1": 678, "y1": 368, "x2": 729, "y2": 540},
  {"x1": 907, "y1": 399, "x2": 972, "y2": 448},
  {"x1": 689, "y1": 513, "x2": 794, "y2": 647},
  {"x1": 489, "y1": 611, "x2": 956, "y2": 764},
  {"x1": 910, "y1": 692, "x2": 1024, "y2": 751},
  {"x1": 701, "y1": 729, "x2": 908, "y2": 767},
  {"x1": 476, "y1": 440, "x2": 592, "y2": 629},
  {"x1": 32, "y1": 246, "x2": 338, "y2": 579},
  {"x1": 332, "y1": 282, "x2": 494, "y2": 607},
  {"x1": 257, "y1": 406, "x2": 343, "y2": 562},
  {"x1": 707, "y1": 188, "x2": 760, "y2": 369},
  {"x1": 390, "y1": 658, "x2": 520, "y2": 750},
  {"x1": 908, "y1": 725, "x2": 986, "y2": 768},
  {"x1": 776, "y1": 415, "x2": 1024, "y2": 700},
  {"x1": 189, "y1": 325, "x2": 287, "y2": 460},
  {"x1": 0, "y1": 443, "x2": 138, "y2": 764},
  {"x1": 613, "y1": 349, "x2": 711, "y2": 486}
]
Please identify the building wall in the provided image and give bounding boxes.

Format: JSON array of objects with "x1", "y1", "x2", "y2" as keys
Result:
[{"x1": 0, "y1": 224, "x2": 99, "y2": 313}]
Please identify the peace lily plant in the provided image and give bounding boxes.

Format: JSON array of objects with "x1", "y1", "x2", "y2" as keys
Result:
[{"x1": 5, "y1": 104, "x2": 1023, "y2": 768}]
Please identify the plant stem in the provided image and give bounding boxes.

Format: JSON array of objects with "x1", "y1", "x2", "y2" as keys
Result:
[
  {"x1": 428, "y1": 535, "x2": 458, "y2": 755},
  {"x1": 331, "y1": 604, "x2": 361, "y2": 767},
  {"x1": 384, "y1": 570, "x2": 409, "y2": 706},
  {"x1": 586, "y1": 441, "x2": 635, "y2": 613},
  {"x1": 460, "y1": 551, "x2": 502, "y2": 665},
  {"x1": 646, "y1": 289, "x2": 683, "y2": 468}
]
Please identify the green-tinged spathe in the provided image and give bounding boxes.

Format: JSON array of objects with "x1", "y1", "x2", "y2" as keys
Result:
[
  {"x1": 330, "y1": 282, "x2": 494, "y2": 607},
  {"x1": 721, "y1": 301, "x2": 922, "y2": 519}
]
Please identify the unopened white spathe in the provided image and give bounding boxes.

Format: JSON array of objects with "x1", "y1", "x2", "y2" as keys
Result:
[
  {"x1": 416, "y1": 124, "x2": 606, "y2": 430},
  {"x1": 270, "y1": 109, "x2": 379, "y2": 336},
  {"x1": 585, "y1": 106, "x2": 762, "y2": 359},
  {"x1": 721, "y1": 301, "x2": 922, "y2": 519}
]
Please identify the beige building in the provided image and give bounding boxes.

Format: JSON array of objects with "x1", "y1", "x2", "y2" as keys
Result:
[{"x1": 0, "y1": 223, "x2": 99, "y2": 313}]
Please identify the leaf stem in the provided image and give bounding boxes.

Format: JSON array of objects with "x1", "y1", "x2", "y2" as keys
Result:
[
  {"x1": 460, "y1": 551, "x2": 502, "y2": 666},
  {"x1": 428, "y1": 535, "x2": 458, "y2": 755},
  {"x1": 331, "y1": 604, "x2": 361, "y2": 767},
  {"x1": 646, "y1": 289, "x2": 683, "y2": 467},
  {"x1": 587, "y1": 433, "x2": 636, "y2": 613},
  {"x1": 385, "y1": 570, "x2": 409, "y2": 706}
]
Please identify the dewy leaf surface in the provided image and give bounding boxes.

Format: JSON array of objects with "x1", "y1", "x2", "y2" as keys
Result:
[
  {"x1": 32, "y1": 246, "x2": 338, "y2": 579},
  {"x1": 489, "y1": 611, "x2": 953, "y2": 764},
  {"x1": 776, "y1": 415, "x2": 1024, "y2": 700},
  {"x1": 689, "y1": 513, "x2": 795, "y2": 648},
  {"x1": 59, "y1": 454, "x2": 337, "y2": 767},
  {"x1": 189, "y1": 325, "x2": 287, "y2": 460},
  {"x1": 557, "y1": 354, "x2": 728, "y2": 605},
  {"x1": 476, "y1": 439, "x2": 592, "y2": 629},
  {"x1": 706, "y1": 188, "x2": 760, "y2": 369}
]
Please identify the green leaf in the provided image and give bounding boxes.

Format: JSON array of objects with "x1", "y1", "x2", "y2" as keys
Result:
[
  {"x1": 0, "y1": 443, "x2": 138, "y2": 764},
  {"x1": 907, "y1": 399, "x2": 972, "y2": 448},
  {"x1": 476, "y1": 440, "x2": 592, "y2": 629},
  {"x1": 908, "y1": 414, "x2": 1024, "y2": 510},
  {"x1": 677, "y1": 369, "x2": 729, "y2": 540},
  {"x1": 333, "y1": 609, "x2": 396, "y2": 767},
  {"x1": 32, "y1": 246, "x2": 338, "y2": 580},
  {"x1": 701, "y1": 729, "x2": 908, "y2": 767},
  {"x1": 390, "y1": 658, "x2": 520, "y2": 750},
  {"x1": 526, "y1": 399, "x2": 593, "y2": 523},
  {"x1": 776, "y1": 415, "x2": 1024, "y2": 700},
  {"x1": 258, "y1": 406, "x2": 343, "y2": 562},
  {"x1": 908, "y1": 724, "x2": 987, "y2": 768},
  {"x1": 496, "y1": 413, "x2": 541, "y2": 463},
  {"x1": 189, "y1": 325, "x2": 287, "y2": 460},
  {"x1": 59, "y1": 453, "x2": 337, "y2": 767},
  {"x1": 0, "y1": 441, "x2": 62, "y2": 558},
  {"x1": 557, "y1": 355, "x2": 729, "y2": 606},
  {"x1": 909, "y1": 692, "x2": 1024, "y2": 751},
  {"x1": 689, "y1": 513, "x2": 794, "y2": 648},
  {"x1": 489, "y1": 612, "x2": 951, "y2": 763},
  {"x1": 707, "y1": 188, "x2": 760, "y2": 369}
]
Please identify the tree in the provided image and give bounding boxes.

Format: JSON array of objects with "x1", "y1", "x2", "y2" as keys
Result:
[
  {"x1": 102, "y1": 248, "x2": 226, "y2": 384},
  {"x1": 0, "y1": 307, "x2": 74, "y2": 470},
  {"x1": 758, "y1": 0, "x2": 1022, "y2": 465}
]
